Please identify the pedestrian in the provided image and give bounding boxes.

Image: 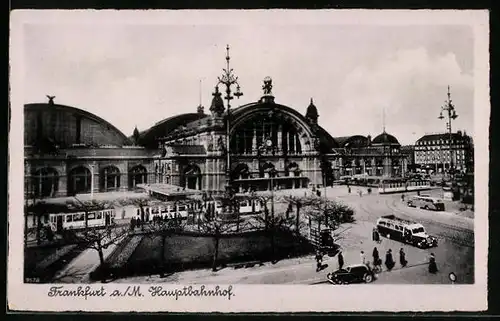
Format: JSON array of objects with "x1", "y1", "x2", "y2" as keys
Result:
[
  {"x1": 385, "y1": 249, "x2": 395, "y2": 271},
  {"x1": 338, "y1": 250, "x2": 344, "y2": 270},
  {"x1": 399, "y1": 248, "x2": 407, "y2": 267},
  {"x1": 428, "y1": 253, "x2": 438, "y2": 274},
  {"x1": 372, "y1": 228, "x2": 380, "y2": 243},
  {"x1": 372, "y1": 247, "x2": 380, "y2": 267},
  {"x1": 401, "y1": 194, "x2": 405, "y2": 202},
  {"x1": 360, "y1": 251, "x2": 366, "y2": 264},
  {"x1": 315, "y1": 250, "x2": 323, "y2": 272}
]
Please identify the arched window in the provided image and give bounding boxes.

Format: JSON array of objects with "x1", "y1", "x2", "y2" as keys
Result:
[
  {"x1": 99, "y1": 166, "x2": 121, "y2": 191},
  {"x1": 129, "y1": 165, "x2": 147, "y2": 189},
  {"x1": 32, "y1": 167, "x2": 59, "y2": 197},
  {"x1": 68, "y1": 166, "x2": 92, "y2": 195},
  {"x1": 183, "y1": 164, "x2": 201, "y2": 190}
]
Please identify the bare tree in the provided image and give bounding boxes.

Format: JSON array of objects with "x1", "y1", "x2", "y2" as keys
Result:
[
  {"x1": 251, "y1": 211, "x2": 296, "y2": 263},
  {"x1": 198, "y1": 217, "x2": 237, "y2": 272},
  {"x1": 65, "y1": 199, "x2": 128, "y2": 281},
  {"x1": 283, "y1": 195, "x2": 320, "y2": 234},
  {"x1": 143, "y1": 214, "x2": 186, "y2": 277}
]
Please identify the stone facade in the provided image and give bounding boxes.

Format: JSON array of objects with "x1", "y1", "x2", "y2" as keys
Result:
[{"x1": 24, "y1": 85, "x2": 409, "y2": 199}]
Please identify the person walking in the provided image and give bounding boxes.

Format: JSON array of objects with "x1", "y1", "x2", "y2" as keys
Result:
[
  {"x1": 315, "y1": 250, "x2": 323, "y2": 272},
  {"x1": 401, "y1": 194, "x2": 405, "y2": 202},
  {"x1": 372, "y1": 247, "x2": 380, "y2": 267},
  {"x1": 399, "y1": 248, "x2": 407, "y2": 268},
  {"x1": 338, "y1": 250, "x2": 344, "y2": 270},
  {"x1": 372, "y1": 228, "x2": 381, "y2": 243},
  {"x1": 385, "y1": 249, "x2": 395, "y2": 271},
  {"x1": 428, "y1": 253, "x2": 438, "y2": 274},
  {"x1": 360, "y1": 251, "x2": 366, "y2": 265}
]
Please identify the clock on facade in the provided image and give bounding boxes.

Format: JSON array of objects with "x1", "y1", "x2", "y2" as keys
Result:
[{"x1": 266, "y1": 139, "x2": 273, "y2": 147}]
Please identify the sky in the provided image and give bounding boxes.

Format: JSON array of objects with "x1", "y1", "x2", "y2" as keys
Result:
[{"x1": 23, "y1": 15, "x2": 475, "y2": 145}]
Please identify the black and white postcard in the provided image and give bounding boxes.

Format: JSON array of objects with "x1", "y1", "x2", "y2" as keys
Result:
[{"x1": 8, "y1": 9, "x2": 489, "y2": 312}]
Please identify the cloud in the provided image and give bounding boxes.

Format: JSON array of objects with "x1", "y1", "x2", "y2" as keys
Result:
[{"x1": 322, "y1": 47, "x2": 474, "y2": 144}]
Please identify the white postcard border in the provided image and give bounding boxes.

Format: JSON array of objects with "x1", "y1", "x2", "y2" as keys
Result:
[{"x1": 8, "y1": 9, "x2": 489, "y2": 312}]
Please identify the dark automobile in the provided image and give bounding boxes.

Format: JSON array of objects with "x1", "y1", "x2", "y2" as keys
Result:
[{"x1": 327, "y1": 264, "x2": 375, "y2": 285}]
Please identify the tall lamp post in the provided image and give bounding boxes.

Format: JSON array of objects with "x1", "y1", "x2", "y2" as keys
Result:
[
  {"x1": 216, "y1": 45, "x2": 243, "y2": 211},
  {"x1": 438, "y1": 86, "x2": 458, "y2": 179},
  {"x1": 259, "y1": 137, "x2": 275, "y2": 221}
]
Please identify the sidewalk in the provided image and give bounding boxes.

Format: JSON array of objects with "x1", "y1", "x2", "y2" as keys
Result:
[
  {"x1": 110, "y1": 236, "x2": 439, "y2": 285},
  {"x1": 52, "y1": 232, "x2": 128, "y2": 283}
]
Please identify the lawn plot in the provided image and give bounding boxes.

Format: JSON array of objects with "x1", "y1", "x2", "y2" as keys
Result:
[
  {"x1": 102, "y1": 230, "x2": 314, "y2": 280},
  {"x1": 24, "y1": 244, "x2": 87, "y2": 283}
]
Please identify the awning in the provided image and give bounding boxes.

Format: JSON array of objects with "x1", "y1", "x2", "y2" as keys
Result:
[{"x1": 137, "y1": 183, "x2": 203, "y2": 198}]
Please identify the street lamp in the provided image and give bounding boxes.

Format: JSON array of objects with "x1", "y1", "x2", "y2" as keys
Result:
[
  {"x1": 215, "y1": 44, "x2": 243, "y2": 213},
  {"x1": 438, "y1": 86, "x2": 458, "y2": 178}
]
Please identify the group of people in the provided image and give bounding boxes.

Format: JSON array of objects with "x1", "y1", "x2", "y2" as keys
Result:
[
  {"x1": 129, "y1": 216, "x2": 143, "y2": 230},
  {"x1": 317, "y1": 245, "x2": 438, "y2": 275},
  {"x1": 362, "y1": 247, "x2": 407, "y2": 271}
]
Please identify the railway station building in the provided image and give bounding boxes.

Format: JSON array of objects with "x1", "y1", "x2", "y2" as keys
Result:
[{"x1": 24, "y1": 55, "x2": 409, "y2": 199}]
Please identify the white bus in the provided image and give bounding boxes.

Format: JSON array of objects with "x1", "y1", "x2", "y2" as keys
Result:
[{"x1": 407, "y1": 195, "x2": 445, "y2": 211}]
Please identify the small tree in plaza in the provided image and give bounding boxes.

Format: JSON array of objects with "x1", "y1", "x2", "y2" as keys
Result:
[
  {"x1": 251, "y1": 210, "x2": 296, "y2": 262},
  {"x1": 143, "y1": 214, "x2": 186, "y2": 277},
  {"x1": 301, "y1": 197, "x2": 355, "y2": 247},
  {"x1": 198, "y1": 217, "x2": 237, "y2": 272},
  {"x1": 63, "y1": 200, "x2": 128, "y2": 281},
  {"x1": 282, "y1": 195, "x2": 321, "y2": 234}
]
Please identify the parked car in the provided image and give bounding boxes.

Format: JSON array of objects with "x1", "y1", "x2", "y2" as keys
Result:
[{"x1": 327, "y1": 264, "x2": 375, "y2": 285}]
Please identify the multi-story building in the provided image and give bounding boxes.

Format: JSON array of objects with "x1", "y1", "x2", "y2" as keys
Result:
[{"x1": 414, "y1": 131, "x2": 474, "y2": 174}]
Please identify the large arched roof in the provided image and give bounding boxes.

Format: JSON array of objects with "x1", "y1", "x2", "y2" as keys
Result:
[
  {"x1": 138, "y1": 113, "x2": 207, "y2": 148},
  {"x1": 231, "y1": 101, "x2": 339, "y2": 152},
  {"x1": 24, "y1": 103, "x2": 132, "y2": 147},
  {"x1": 333, "y1": 135, "x2": 369, "y2": 148},
  {"x1": 230, "y1": 101, "x2": 315, "y2": 137}
]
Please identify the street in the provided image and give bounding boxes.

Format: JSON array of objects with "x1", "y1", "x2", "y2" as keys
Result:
[{"x1": 108, "y1": 186, "x2": 474, "y2": 285}]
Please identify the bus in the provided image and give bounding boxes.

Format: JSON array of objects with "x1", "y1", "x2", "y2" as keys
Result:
[
  {"x1": 407, "y1": 195, "x2": 445, "y2": 211},
  {"x1": 376, "y1": 215, "x2": 438, "y2": 248}
]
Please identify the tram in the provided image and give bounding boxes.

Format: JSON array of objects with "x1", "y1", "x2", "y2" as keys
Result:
[
  {"x1": 48, "y1": 208, "x2": 116, "y2": 232},
  {"x1": 138, "y1": 202, "x2": 200, "y2": 221},
  {"x1": 237, "y1": 199, "x2": 262, "y2": 214},
  {"x1": 378, "y1": 178, "x2": 431, "y2": 194}
]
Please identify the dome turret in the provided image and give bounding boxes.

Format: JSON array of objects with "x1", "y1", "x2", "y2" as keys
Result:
[
  {"x1": 372, "y1": 131, "x2": 400, "y2": 146},
  {"x1": 305, "y1": 98, "x2": 319, "y2": 124}
]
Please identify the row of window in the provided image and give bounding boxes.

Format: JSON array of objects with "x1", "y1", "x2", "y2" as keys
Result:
[
  {"x1": 48, "y1": 210, "x2": 115, "y2": 223},
  {"x1": 417, "y1": 139, "x2": 467, "y2": 146}
]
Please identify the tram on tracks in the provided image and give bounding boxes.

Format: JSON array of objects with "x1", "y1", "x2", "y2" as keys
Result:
[
  {"x1": 47, "y1": 208, "x2": 116, "y2": 233},
  {"x1": 378, "y1": 178, "x2": 431, "y2": 194}
]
